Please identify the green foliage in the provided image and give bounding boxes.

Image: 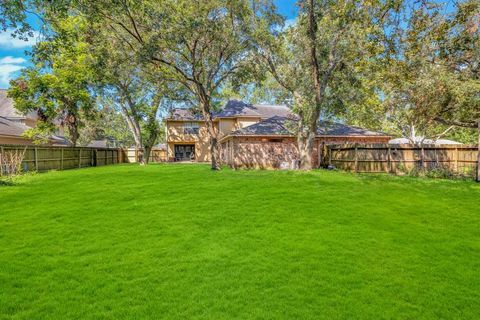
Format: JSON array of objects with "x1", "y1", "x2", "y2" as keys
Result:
[
  {"x1": 77, "y1": 105, "x2": 135, "y2": 147},
  {"x1": 7, "y1": 16, "x2": 96, "y2": 146},
  {"x1": 381, "y1": 0, "x2": 480, "y2": 138}
]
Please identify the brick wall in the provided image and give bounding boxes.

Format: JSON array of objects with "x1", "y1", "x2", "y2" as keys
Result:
[{"x1": 221, "y1": 135, "x2": 391, "y2": 169}]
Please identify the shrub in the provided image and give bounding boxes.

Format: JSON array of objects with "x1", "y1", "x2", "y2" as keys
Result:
[{"x1": 0, "y1": 147, "x2": 27, "y2": 177}]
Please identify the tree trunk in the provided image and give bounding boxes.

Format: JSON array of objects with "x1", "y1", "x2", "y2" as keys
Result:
[
  {"x1": 144, "y1": 145, "x2": 152, "y2": 165},
  {"x1": 477, "y1": 121, "x2": 480, "y2": 182},
  {"x1": 299, "y1": 0, "x2": 323, "y2": 170},
  {"x1": 120, "y1": 105, "x2": 145, "y2": 165},
  {"x1": 204, "y1": 115, "x2": 220, "y2": 170},
  {"x1": 66, "y1": 113, "x2": 79, "y2": 147},
  {"x1": 297, "y1": 108, "x2": 321, "y2": 170},
  {"x1": 198, "y1": 93, "x2": 220, "y2": 170},
  {"x1": 298, "y1": 121, "x2": 316, "y2": 170},
  {"x1": 210, "y1": 135, "x2": 220, "y2": 170}
]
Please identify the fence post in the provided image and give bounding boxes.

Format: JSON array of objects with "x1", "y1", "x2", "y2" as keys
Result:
[
  {"x1": 387, "y1": 146, "x2": 392, "y2": 173},
  {"x1": 95, "y1": 149, "x2": 98, "y2": 167},
  {"x1": 318, "y1": 143, "x2": 322, "y2": 168},
  {"x1": 421, "y1": 146, "x2": 426, "y2": 170},
  {"x1": 61, "y1": 148, "x2": 64, "y2": 170},
  {"x1": 0, "y1": 146, "x2": 3, "y2": 175},
  {"x1": 78, "y1": 149, "x2": 82, "y2": 168},
  {"x1": 454, "y1": 147, "x2": 459, "y2": 172},
  {"x1": 34, "y1": 147, "x2": 38, "y2": 171},
  {"x1": 354, "y1": 144, "x2": 358, "y2": 173},
  {"x1": 328, "y1": 146, "x2": 332, "y2": 166}
]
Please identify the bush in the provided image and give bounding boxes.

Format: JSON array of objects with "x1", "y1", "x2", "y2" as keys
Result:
[{"x1": 0, "y1": 147, "x2": 27, "y2": 177}]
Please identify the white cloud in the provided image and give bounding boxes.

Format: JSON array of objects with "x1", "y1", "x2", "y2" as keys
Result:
[
  {"x1": 0, "y1": 56, "x2": 26, "y2": 64},
  {"x1": 284, "y1": 18, "x2": 296, "y2": 28},
  {"x1": 0, "y1": 30, "x2": 39, "y2": 49},
  {"x1": 0, "y1": 55, "x2": 28, "y2": 88}
]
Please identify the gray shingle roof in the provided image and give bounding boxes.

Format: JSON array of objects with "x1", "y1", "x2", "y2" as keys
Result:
[
  {"x1": 229, "y1": 116, "x2": 390, "y2": 137},
  {"x1": 0, "y1": 89, "x2": 20, "y2": 119},
  {"x1": 167, "y1": 100, "x2": 292, "y2": 121},
  {"x1": 215, "y1": 100, "x2": 262, "y2": 117},
  {"x1": 0, "y1": 116, "x2": 69, "y2": 145},
  {"x1": 216, "y1": 100, "x2": 291, "y2": 118},
  {"x1": 316, "y1": 121, "x2": 389, "y2": 136},
  {"x1": 0, "y1": 89, "x2": 37, "y2": 121},
  {"x1": 168, "y1": 108, "x2": 203, "y2": 121},
  {"x1": 0, "y1": 116, "x2": 30, "y2": 137}
]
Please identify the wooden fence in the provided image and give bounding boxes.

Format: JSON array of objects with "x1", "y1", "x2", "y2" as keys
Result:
[
  {"x1": 0, "y1": 144, "x2": 121, "y2": 175},
  {"x1": 327, "y1": 144, "x2": 479, "y2": 177},
  {"x1": 124, "y1": 148, "x2": 167, "y2": 163}
]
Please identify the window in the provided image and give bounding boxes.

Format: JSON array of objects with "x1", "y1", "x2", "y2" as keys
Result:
[{"x1": 183, "y1": 122, "x2": 199, "y2": 134}]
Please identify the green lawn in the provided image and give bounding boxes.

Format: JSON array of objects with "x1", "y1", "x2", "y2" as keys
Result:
[{"x1": 1, "y1": 164, "x2": 479, "y2": 319}]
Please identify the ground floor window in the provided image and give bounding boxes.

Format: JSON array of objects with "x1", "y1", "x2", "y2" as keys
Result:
[{"x1": 174, "y1": 144, "x2": 195, "y2": 161}]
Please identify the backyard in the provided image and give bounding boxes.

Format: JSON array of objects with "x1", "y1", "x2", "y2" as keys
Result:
[{"x1": 0, "y1": 164, "x2": 479, "y2": 319}]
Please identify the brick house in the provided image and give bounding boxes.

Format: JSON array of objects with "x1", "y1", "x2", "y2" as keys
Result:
[{"x1": 165, "y1": 100, "x2": 391, "y2": 168}]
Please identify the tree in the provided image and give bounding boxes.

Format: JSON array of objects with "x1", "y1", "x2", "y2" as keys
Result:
[
  {"x1": 8, "y1": 16, "x2": 96, "y2": 146},
  {"x1": 69, "y1": 0, "x2": 276, "y2": 170},
  {"x1": 383, "y1": 0, "x2": 480, "y2": 180},
  {"x1": 92, "y1": 31, "x2": 183, "y2": 164},
  {"x1": 77, "y1": 103, "x2": 135, "y2": 148},
  {"x1": 256, "y1": 0, "x2": 389, "y2": 169}
]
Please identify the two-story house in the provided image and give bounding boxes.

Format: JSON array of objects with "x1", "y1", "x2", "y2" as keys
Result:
[
  {"x1": 165, "y1": 100, "x2": 292, "y2": 162},
  {"x1": 165, "y1": 100, "x2": 391, "y2": 168}
]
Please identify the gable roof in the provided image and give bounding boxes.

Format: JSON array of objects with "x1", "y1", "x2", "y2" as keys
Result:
[
  {"x1": 227, "y1": 116, "x2": 390, "y2": 138},
  {"x1": 167, "y1": 100, "x2": 292, "y2": 121}
]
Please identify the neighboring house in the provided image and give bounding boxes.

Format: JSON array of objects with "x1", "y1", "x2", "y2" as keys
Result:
[
  {"x1": 0, "y1": 89, "x2": 38, "y2": 127},
  {"x1": 165, "y1": 100, "x2": 391, "y2": 168},
  {"x1": 389, "y1": 137, "x2": 461, "y2": 145},
  {"x1": 0, "y1": 116, "x2": 67, "y2": 145},
  {"x1": 0, "y1": 89, "x2": 68, "y2": 146}
]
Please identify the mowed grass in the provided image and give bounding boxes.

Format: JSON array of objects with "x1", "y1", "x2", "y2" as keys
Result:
[{"x1": 0, "y1": 164, "x2": 479, "y2": 319}]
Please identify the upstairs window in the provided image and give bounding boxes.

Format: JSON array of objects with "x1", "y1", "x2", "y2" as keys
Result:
[{"x1": 183, "y1": 122, "x2": 200, "y2": 134}]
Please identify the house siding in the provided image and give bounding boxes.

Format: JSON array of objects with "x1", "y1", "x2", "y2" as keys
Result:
[{"x1": 166, "y1": 120, "x2": 211, "y2": 162}]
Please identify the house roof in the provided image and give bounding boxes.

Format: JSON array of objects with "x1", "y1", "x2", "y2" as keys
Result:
[
  {"x1": 0, "y1": 116, "x2": 30, "y2": 137},
  {"x1": 0, "y1": 89, "x2": 37, "y2": 122},
  {"x1": 167, "y1": 100, "x2": 292, "y2": 121},
  {"x1": 389, "y1": 137, "x2": 461, "y2": 145},
  {"x1": 0, "y1": 89, "x2": 21, "y2": 119},
  {"x1": 87, "y1": 139, "x2": 109, "y2": 148},
  {"x1": 168, "y1": 108, "x2": 204, "y2": 121},
  {"x1": 227, "y1": 116, "x2": 390, "y2": 138},
  {"x1": 215, "y1": 100, "x2": 291, "y2": 118},
  {"x1": 0, "y1": 116, "x2": 69, "y2": 145}
]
